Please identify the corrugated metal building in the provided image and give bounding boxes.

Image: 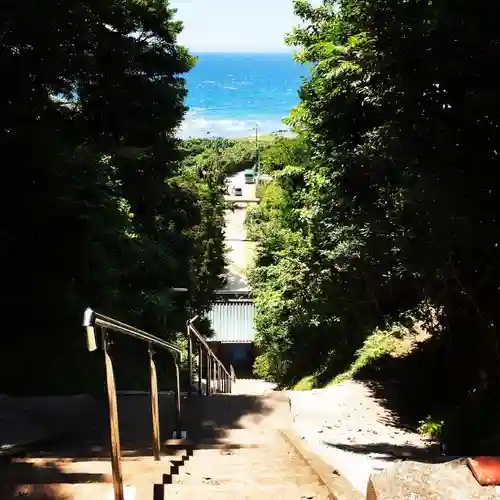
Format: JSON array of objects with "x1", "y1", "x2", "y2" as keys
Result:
[
  {"x1": 207, "y1": 299, "x2": 256, "y2": 377},
  {"x1": 207, "y1": 300, "x2": 255, "y2": 343}
]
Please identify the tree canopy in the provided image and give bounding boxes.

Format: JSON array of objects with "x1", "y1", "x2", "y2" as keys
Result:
[
  {"x1": 248, "y1": 0, "x2": 500, "y2": 449},
  {"x1": 0, "y1": 0, "x2": 226, "y2": 394}
]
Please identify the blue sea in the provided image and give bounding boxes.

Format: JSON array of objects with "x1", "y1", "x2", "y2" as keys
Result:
[{"x1": 179, "y1": 52, "x2": 308, "y2": 139}]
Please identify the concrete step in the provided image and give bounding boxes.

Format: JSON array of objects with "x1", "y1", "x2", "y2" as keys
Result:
[
  {"x1": 0, "y1": 454, "x2": 191, "y2": 500},
  {"x1": 162, "y1": 483, "x2": 330, "y2": 499}
]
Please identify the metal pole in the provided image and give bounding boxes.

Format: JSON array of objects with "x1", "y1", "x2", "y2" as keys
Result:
[
  {"x1": 149, "y1": 345, "x2": 161, "y2": 461},
  {"x1": 187, "y1": 323, "x2": 192, "y2": 397},
  {"x1": 213, "y1": 358, "x2": 218, "y2": 393},
  {"x1": 198, "y1": 344, "x2": 203, "y2": 395},
  {"x1": 206, "y1": 351, "x2": 211, "y2": 395},
  {"x1": 174, "y1": 355, "x2": 181, "y2": 437},
  {"x1": 255, "y1": 123, "x2": 260, "y2": 177},
  {"x1": 102, "y1": 328, "x2": 124, "y2": 500}
]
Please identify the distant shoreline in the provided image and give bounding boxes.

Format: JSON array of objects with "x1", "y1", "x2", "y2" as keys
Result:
[
  {"x1": 179, "y1": 130, "x2": 296, "y2": 141},
  {"x1": 190, "y1": 51, "x2": 298, "y2": 56}
]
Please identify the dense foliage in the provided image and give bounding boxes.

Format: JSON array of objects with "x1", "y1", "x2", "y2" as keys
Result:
[
  {"x1": 0, "y1": 0, "x2": 226, "y2": 394},
  {"x1": 248, "y1": 0, "x2": 500, "y2": 448},
  {"x1": 180, "y1": 137, "x2": 258, "y2": 177}
]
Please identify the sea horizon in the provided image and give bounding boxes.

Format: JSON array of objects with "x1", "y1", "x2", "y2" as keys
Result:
[{"x1": 178, "y1": 51, "x2": 307, "y2": 139}]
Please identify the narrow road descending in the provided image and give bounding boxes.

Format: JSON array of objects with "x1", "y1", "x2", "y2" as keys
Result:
[
  {"x1": 168, "y1": 380, "x2": 331, "y2": 499},
  {"x1": 223, "y1": 171, "x2": 258, "y2": 290}
]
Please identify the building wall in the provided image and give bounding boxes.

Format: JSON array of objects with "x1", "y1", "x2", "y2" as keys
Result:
[{"x1": 207, "y1": 300, "x2": 255, "y2": 343}]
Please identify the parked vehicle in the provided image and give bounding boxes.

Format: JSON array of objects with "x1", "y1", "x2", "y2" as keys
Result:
[
  {"x1": 232, "y1": 185, "x2": 243, "y2": 196},
  {"x1": 244, "y1": 169, "x2": 255, "y2": 184}
]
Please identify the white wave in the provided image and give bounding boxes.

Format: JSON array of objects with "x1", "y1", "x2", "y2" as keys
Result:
[
  {"x1": 222, "y1": 85, "x2": 238, "y2": 91},
  {"x1": 200, "y1": 80, "x2": 216, "y2": 84},
  {"x1": 189, "y1": 107, "x2": 206, "y2": 115},
  {"x1": 177, "y1": 115, "x2": 291, "y2": 139}
]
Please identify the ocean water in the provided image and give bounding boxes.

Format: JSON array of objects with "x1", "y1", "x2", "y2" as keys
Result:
[{"x1": 179, "y1": 52, "x2": 308, "y2": 139}]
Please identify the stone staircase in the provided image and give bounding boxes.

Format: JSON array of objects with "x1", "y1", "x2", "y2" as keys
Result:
[
  {"x1": 165, "y1": 434, "x2": 330, "y2": 499},
  {"x1": 0, "y1": 389, "x2": 333, "y2": 500},
  {"x1": 160, "y1": 392, "x2": 331, "y2": 499}
]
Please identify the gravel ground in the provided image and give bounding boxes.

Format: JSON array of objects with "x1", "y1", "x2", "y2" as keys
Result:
[{"x1": 287, "y1": 380, "x2": 439, "y2": 496}]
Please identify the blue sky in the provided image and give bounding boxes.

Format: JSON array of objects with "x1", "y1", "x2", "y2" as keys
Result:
[{"x1": 171, "y1": 0, "x2": 309, "y2": 53}]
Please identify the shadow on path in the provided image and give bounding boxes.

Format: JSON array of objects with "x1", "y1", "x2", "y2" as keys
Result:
[
  {"x1": 184, "y1": 391, "x2": 288, "y2": 448},
  {"x1": 323, "y1": 441, "x2": 445, "y2": 464},
  {"x1": 0, "y1": 393, "x2": 186, "y2": 497},
  {"x1": 0, "y1": 459, "x2": 106, "y2": 500}
]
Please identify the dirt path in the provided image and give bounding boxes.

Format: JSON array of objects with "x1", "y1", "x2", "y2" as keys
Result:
[{"x1": 288, "y1": 380, "x2": 439, "y2": 495}]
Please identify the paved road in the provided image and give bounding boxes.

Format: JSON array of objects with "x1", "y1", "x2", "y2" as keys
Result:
[{"x1": 223, "y1": 171, "x2": 258, "y2": 290}]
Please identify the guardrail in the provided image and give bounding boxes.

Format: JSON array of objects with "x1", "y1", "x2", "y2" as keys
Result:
[{"x1": 82, "y1": 308, "x2": 234, "y2": 500}]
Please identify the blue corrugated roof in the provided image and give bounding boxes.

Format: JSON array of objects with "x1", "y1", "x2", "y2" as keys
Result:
[{"x1": 207, "y1": 300, "x2": 255, "y2": 343}]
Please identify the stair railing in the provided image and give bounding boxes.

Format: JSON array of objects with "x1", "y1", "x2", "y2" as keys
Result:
[
  {"x1": 83, "y1": 308, "x2": 183, "y2": 500},
  {"x1": 186, "y1": 316, "x2": 233, "y2": 396}
]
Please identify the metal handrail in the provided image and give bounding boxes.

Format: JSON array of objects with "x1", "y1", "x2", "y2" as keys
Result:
[
  {"x1": 82, "y1": 308, "x2": 184, "y2": 500},
  {"x1": 82, "y1": 307, "x2": 236, "y2": 500},
  {"x1": 190, "y1": 323, "x2": 230, "y2": 378},
  {"x1": 186, "y1": 317, "x2": 232, "y2": 396},
  {"x1": 84, "y1": 308, "x2": 181, "y2": 356}
]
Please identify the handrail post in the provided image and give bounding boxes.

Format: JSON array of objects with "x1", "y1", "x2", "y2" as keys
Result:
[
  {"x1": 214, "y1": 358, "x2": 218, "y2": 393},
  {"x1": 212, "y1": 358, "x2": 217, "y2": 394},
  {"x1": 102, "y1": 328, "x2": 124, "y2": 500},
  {"x1": 174, "y1": 354, "x2": 181, "y2": 437},
  {"x1": 187, "y1": 322, "x2": 192, "y2": 397},
  {"x1": 197, "y1": 343, "x2": 203, "y2": 395},
  {"x1": 206, "y1": 351, "x2": 211, "y2": 395},
  {"x1": 217, "y1": 363, "x2": 221, "y2": 393},
  {"x1": 148, "y1": 345, "x2": 161, "y2": 461},
  {"x1": 228, "y1": 371, "x2": 232, "y2": 393}
]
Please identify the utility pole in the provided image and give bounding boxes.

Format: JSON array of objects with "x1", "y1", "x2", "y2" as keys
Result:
[{"x1": 254, "y1": 124, "x2": 260, "y2": 180}]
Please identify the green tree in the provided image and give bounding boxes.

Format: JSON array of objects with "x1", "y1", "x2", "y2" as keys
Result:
[
  {"x1": 250, "y1": 0, "x2": 500, "y2": 448},
  {"x1": 0, "y1": 0, "x2": 225, "y2": 394}
]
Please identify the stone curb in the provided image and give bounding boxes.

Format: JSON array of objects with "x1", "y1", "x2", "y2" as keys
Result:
[{"x1": 279, "y1": 427, "x2": 364, "y2": 500}]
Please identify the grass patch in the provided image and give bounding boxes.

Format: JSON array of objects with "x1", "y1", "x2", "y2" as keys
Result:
[
  {"x1": 328, "y1": 323, "x2": 424, "y2": 386},
  {"x1": 292, "y1": 375, "x2": 316, "y2": 391}
]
